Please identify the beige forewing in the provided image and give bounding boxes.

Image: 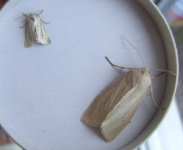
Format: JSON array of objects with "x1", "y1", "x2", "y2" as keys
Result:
[
  {"x1": 101, "y1": 71, "x2": 151, "y2": 142},
  {"x1": 81, "y1": 68, "x2": 151, "y2": 142},
  {"x1": 81, "y1": 69, "x2": 148, "y2": 127},
  {"x1": 24, "y1": 14, "x2": 51, "y2": 47}
]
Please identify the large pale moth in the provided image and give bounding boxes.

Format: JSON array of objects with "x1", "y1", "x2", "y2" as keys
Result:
[
  {"x1": 81, "y1": 56, "x2": 174, "y2": 142},
  {"x1": 23, "y1": 11, "x2": 51, "y2": 47}
]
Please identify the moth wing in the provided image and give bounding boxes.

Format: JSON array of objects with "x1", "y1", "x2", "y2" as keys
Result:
[
  {"x1": 24, "y1": 19, "x2": 34, "y2": 47},
  {"x1": 81, "y1": 68, "x2": 151, "y2": 142},
  {"x1": 81, "y1": 71, "x2": 138, "y2": 127},
  {"x1": 34, "y1": 16, "x2": 51, "y2": 45},
  {"x1": 101, "y1": 70, "x2": 151, "y2": 142},
  {"x1": 100, "y1": 86, "x2": 145, "y2": 142}
]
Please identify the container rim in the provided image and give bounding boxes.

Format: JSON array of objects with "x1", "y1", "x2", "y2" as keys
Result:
[
  {"x1": 0, "y1": 0, "x2": 179, "y2": 150},
  {"x1": 120, "y1": 0, "x2": 178, "y2": 149}
]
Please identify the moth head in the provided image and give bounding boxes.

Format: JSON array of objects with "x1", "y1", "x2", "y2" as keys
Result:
[
  {"x1": 28, "y1": 14, "x2": 37, "y2": 22},
  {"x1": 140, "y1": 67, "x2": 150, "y2": 75}
]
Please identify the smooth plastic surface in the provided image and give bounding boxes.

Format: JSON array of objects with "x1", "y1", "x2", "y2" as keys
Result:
[{"x1": 0, "y1": 0, "x2": 177, "y2": 150}]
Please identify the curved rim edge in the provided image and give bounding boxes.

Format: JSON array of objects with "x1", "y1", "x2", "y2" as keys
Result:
[
  {"x1": 121, "y1": 0, "x2": 179, "y2": 150},
  {"x1": 0, "y1": 0, "x2": 179, "y2": 150}
]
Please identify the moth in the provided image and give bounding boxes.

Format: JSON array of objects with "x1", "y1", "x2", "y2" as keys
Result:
[
  {"x1": 81, "y1": 57, "x2": 174, "y2": 142},
  {"x1": 23, "y1": 10, "x2": 51, "y2": 47}
]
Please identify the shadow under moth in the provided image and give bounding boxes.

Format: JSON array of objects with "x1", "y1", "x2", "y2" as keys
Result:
[
  {"x1": 23, "y1": 10, "x2": 51, "y2": 47},
  {"x1": 81, "y1": 56, "x2": 175, "y2": 142}
]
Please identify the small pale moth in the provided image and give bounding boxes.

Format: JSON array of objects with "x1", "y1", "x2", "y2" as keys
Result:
[
  {"x1": 81, "y1": 57, "x2": 174, "y2": 142},
  {"x1": 23, "y1": 10, "x2": 51, "y2": 47}
]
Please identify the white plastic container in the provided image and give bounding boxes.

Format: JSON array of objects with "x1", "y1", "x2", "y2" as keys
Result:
[{"x1": 0, "y1": 0, "x2": 178, "y2": 150}]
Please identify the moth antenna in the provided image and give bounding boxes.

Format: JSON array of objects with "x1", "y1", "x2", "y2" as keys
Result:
[
  {"x1": 37, "y1": 10, "x2": 44, "y2": 16},
  {"x1": 16, "y1": 13, "x2": 27, "y2": 21},
  {"x1": 37, "y1": 10, "x2": 50, "y2": 24},
  {"x1": 123, "y1": 35, "x2": 145, "y2": 65},
  {"x1": 122, "y1": 35, "x2": 176, "y2": 77},
  {"x1": 105, "y1": 57, "x2": 128, "y2": 70}
]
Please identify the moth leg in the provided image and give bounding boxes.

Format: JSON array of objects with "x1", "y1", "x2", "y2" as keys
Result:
[
  {"x1": 146, "y1": 86, "x2": 151, "y2": 96},
  {"x1": 105, "y1": 57, "x2": 129, "y2": 70},
  {"x1": 40, "y1": 19, "x2": 50, "y2": 24},
  {"x1": 23, "y1": 13, "x2": 29, "y2": 17},
  {"x1": 150, "y1": 68, "x2": 176, "y2": 77},
  {"x1": 19, "y1": 24, "x2": 25, "y2": 28},
  {"x1": 15, "y1": 13, "x2": 27, "y2": 21},
  {"x1": 150, "y1": 85, "x2": 165, "y2": 110},
  {"x1": 151, "y1": 71, "x2": 165, "y2": 80},
  {"x1": 150, "y1": 85, "x2": 159, "y2": 108},
  {"x1": 17, "y1": 14, "x2": 27, "y2": 28}
]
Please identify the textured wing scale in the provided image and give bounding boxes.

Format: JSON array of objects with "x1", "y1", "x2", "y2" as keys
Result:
[
  {"x1": 101, "y1": 79, "x2": 150, "y2": 142},
  {"x1": 34, "y1": 16, "x2": 51, "y2": 45},
  {"x1": 24, "y1": 18, "x2": 34, "y2": 47},
  {"x1": 81, "y1": 68, "x2": 151, "y2": 142},
  {"x1": 24, "y1": 14, "x2": 51, "y2": 47}
]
